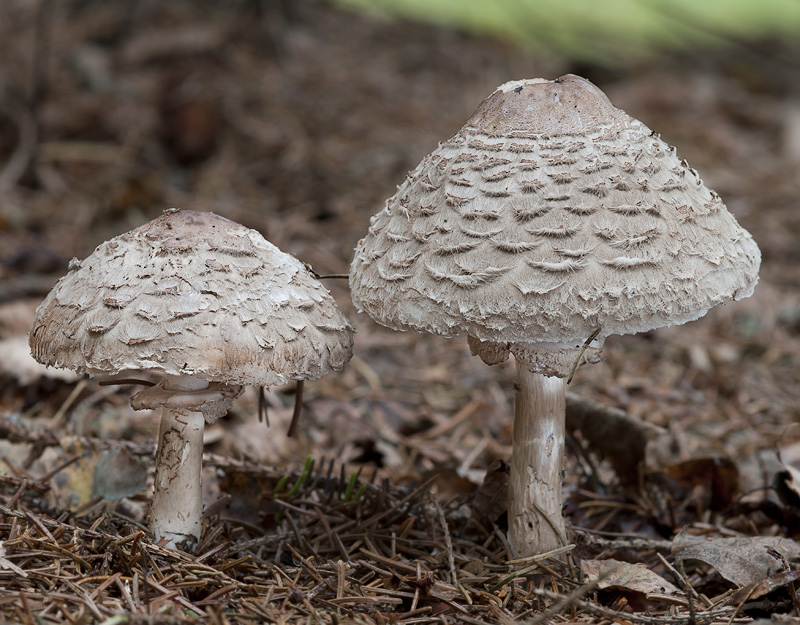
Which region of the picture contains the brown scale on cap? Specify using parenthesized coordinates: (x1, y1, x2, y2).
(350, 74, 761, 377)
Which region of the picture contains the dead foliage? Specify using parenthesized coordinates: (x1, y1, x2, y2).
(1, 0, 800, 623)
(0, 436, 788, 625)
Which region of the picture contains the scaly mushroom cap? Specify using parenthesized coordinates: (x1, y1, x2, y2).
(350, 75, 761, 376)
(31, 209, 354, 387)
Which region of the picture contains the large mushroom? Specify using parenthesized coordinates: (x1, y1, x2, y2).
(30, 209, 354, 547)
(350, 75, 760, 557)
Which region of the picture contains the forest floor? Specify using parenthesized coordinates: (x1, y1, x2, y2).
(1, 1, 800, 623)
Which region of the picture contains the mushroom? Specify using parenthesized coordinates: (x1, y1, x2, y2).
(30, 209, 354, 548)
(349, 75, 760, 557)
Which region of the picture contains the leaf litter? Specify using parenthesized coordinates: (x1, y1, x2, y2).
(1, 0, 800, 622)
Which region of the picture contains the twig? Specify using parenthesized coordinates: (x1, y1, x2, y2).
(97, 378, 155, 388)
(574, 529, 673, 552)
(430, 493, 457, 586)
(420, 396, 482, 440)
(488, 544, 575, 593)
(567, 327, 600, 384)
(287, 380, 304, 437)
(675, 557, 697, 625)
(49, 379, 88, 428)
(257, 386, 269, 425)
(725, 584, 755, 625)
(37, 453, 83, 483)
(527, 586, 734, 624)
(657, 553, 700, 600)
(532, 500, 568, 547)
(527, 575, 604, 625)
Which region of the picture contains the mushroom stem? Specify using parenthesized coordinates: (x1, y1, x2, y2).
(508, 360, 567, 557)
(150, 375, 207, 548)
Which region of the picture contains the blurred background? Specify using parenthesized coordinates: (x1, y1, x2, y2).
(338, 0, 800, 68)
(0, 0, 799, 511)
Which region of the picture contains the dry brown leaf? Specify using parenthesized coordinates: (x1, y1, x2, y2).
(566, 394, 670, 488)
(55, 438, 147, 510)
(581, 558, 680, 596)
(92, 448, 148, 501)
(774, 460, 800, 508)
(469, 458, 509, 529)
(731, 569, 800, 603)
(672, 528, 800, 586)
(217, 466, 283, 525)
(663, 456, 740, 510)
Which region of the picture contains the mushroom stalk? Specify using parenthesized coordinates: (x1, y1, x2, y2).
(508, 360, 567, 556)
(150, 375, 207, 548)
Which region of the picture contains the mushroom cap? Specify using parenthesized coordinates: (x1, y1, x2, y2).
(30, 209, 354, 387)
(350, 75, 761, 376)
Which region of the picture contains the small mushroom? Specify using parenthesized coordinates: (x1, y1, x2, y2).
(350, 75, 760, 557)
(30, 209, 354, 548)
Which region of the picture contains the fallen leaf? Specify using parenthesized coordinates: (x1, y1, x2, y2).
(773, 461, 800, 509)
(731, 569, 800, 603)
(644, 456, 741, 531)
(672, 528, 800, 586)
(55, 439, 148, 510)
(54, 438, 98, 511)
(664, 457, 739, 510)
(92, 448, 148, 501)
(582, 558, 680, 595)
(565, 393, 669, 488)
(218, 467, 282, 525)
(469, 459, 508, 530)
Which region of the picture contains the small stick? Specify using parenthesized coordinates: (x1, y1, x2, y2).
(257, 386, 269, 426)
(532, 501, 568, 547)
(410, 563, 421, 612)
(767, 547, 800, 616)
(431, 493, 457, 586)
(567, 327, 601, 384)
(527, 576, 605, 625)
(676, 558, 697, 625)
(657, 553, 699, 599)
(37, 453, 83, 483)
(49, 379, 88, 428)
(18, 592, 34, 625)
(98, 378, 156, 387)
(287, 380, 304, 437)
(336, 560, 347, 600)
(725, 585, 755, 625)
(6, 479, 35, 510)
